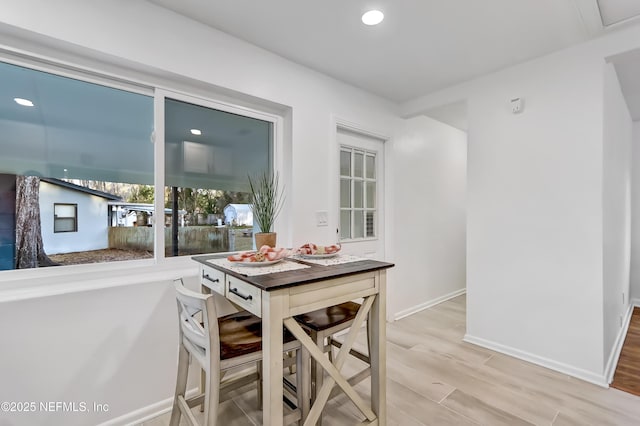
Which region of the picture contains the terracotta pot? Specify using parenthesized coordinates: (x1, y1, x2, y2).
(255, 232, 277, 248)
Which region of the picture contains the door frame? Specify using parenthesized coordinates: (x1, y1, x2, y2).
(330, 115, 391, 261)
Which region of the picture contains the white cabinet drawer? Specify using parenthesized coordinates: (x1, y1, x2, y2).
(200, 265, 225, 295)
(226, 275, 262, 317)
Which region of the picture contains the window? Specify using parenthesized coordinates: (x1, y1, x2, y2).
(53, 203, 77, 233)
(340, 146, 377, 240)
(163, 96, 273, 257)
(0, 59, 277, 272)
(0, 60, 154, 270)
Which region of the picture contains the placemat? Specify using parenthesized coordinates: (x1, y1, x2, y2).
(206, 258, 311, 276)
(290, 254, 368, 266)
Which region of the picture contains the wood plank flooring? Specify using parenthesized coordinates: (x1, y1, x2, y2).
(144, 295, 640, 425)
(611, 307, 640, 397)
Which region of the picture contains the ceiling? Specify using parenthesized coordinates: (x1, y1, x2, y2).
(598, 0, 640, 26)
(148, 0, 639, 105)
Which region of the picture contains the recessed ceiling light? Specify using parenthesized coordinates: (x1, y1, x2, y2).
(362, 10, 384, 26)
(190, 129, 202, 135)
(14, 98, 34, 107)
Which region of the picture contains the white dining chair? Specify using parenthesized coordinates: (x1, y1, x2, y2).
(170, 278, 309, 426)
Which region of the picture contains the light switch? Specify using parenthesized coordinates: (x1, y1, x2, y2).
(316, 211, 328, 227)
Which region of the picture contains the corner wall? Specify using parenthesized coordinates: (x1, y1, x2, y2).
(401, 21, 640, 384)
(602, 63, 632, 372)
(631, 121, 640, 303)
(402, 34, 624, 383)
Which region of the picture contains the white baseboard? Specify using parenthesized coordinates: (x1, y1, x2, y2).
(604, 302, 636, 384)
(463, 334, 608, 388)
(394, 288, 466, 321)
(97, 387, 199, 426)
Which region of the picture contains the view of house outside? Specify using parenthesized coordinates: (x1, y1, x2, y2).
(1, 175, 254, 270)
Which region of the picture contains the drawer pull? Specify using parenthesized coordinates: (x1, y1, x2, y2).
(202, 273, 220, 283)
(230, 287, 252, 301)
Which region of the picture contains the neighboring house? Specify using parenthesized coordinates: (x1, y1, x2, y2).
(107, 201, 187, 227)
(39, 178, 121, 255)
(108, 202, 155, 227)
(223, 203, 253, 226)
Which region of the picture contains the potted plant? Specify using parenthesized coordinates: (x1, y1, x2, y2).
(248, 171, 285, 248)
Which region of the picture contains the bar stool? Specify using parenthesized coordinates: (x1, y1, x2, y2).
(171, 279, 309, 426)
(294, 301, 371, 423)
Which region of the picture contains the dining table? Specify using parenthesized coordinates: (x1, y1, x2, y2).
(192, 252, 394, 425)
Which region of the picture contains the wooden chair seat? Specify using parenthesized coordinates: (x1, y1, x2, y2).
(218, 311, 297, 360)
(293, 301, 361, 332)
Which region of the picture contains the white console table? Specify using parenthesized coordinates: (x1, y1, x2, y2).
(192, 254, 393, 425)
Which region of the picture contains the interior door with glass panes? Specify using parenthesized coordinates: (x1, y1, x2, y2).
(338, 128, 385, 260)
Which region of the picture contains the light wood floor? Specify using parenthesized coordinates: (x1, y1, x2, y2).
(144, 295, 640, 425)
(612, 307, 640, 397)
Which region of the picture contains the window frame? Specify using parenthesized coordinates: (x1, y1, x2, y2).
(53, 203, 78, 233)
(0, 47, 287, 290)
(153, 88, 283, 261)
(339, 145, 378, 242)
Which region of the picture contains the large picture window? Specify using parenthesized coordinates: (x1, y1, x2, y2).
(0, 59, 276, 272)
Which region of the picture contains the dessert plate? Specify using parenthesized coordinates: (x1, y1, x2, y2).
(234, 258, 284, 267)
(299, 252, 339, 259)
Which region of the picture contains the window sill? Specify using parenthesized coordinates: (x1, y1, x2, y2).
(340, 237, 379, 243)
(0, 256, 199, 302)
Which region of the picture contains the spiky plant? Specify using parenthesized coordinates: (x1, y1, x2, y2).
(248, 171, 285, 233)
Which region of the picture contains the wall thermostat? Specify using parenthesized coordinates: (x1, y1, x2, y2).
(511, 98, 523, 114)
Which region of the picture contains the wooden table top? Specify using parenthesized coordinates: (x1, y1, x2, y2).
(192, 254, 394, 291)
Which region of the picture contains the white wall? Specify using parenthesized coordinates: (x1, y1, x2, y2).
(0, 277, 179, 425)
(602, 63, 632, 370)
(465, 50, 605, 382)
(39, 182, 110, 254)
(631, 121, 640, 303)
(402, 23, 640, 384)
(389, 116, 467, 319)
(0, 1, 401, 424)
